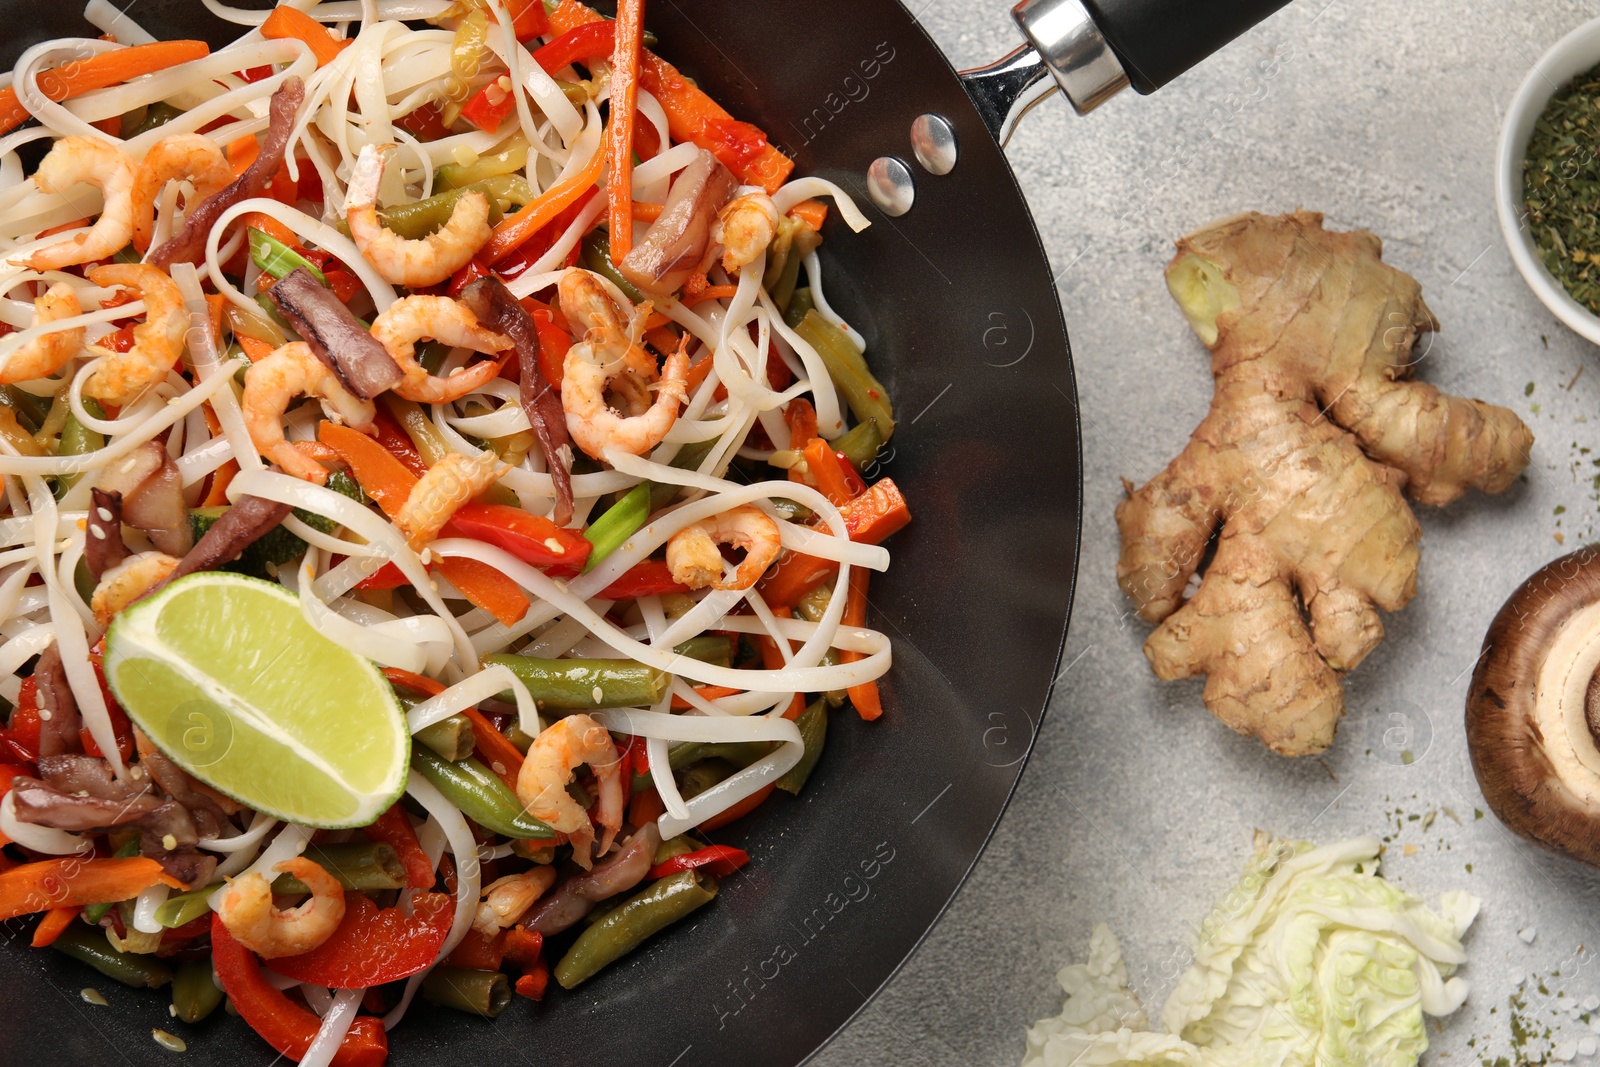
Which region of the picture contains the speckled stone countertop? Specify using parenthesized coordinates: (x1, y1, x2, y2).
(816, 2, 1600, 1064)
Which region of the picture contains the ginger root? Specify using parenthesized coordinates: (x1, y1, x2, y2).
(1117, 211, 1533, 757)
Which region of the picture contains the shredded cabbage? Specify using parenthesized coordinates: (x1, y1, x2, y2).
(1021, 835, 1477, 1067)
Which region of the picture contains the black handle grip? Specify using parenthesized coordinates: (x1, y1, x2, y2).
(1082, 0, 1293, 94)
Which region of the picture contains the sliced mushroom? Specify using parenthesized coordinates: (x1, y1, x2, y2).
(268, 267, 404, 399)
(95, 440, 193, 557)
(618, 149, 737, 297)
(1467, 545, 1600, 867)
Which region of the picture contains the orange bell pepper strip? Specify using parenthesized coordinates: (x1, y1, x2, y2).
(607, 0, 646, 264)
(482, 143, 607, 265)
(548, 0, 794, 192)
(798, 437, 855, 507)
(320, 421, 417, 516)
(30, 905, 80, 948)
(211, 918, 389, 1067)
(840, 566, 882, 720)
(758, 478, 911, 607)
(260, 6, 353, 68)
(434, 555, 530, 627)
(788, 199, 828, 231)
(0, 41, 210, 136)
(0, 858, 183, 922)
(227, 134, 261, 178)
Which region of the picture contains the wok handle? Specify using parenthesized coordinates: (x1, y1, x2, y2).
(963, 0, 1289, 139)
(1071, 0, 1294, 94)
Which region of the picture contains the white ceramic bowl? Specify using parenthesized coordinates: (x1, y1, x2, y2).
(1497, 17, 1600, 344)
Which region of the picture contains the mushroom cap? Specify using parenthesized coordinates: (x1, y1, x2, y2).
(1468, 545, 1600, 867)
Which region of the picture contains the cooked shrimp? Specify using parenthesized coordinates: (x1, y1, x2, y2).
(557, 269, 657, 413)
(90, 551, 180, 626)
(393, 449, 504, 549)
(516, 713, 624, 868)
(369, 295, 511, 404)
(21, 137, 136, 271)
(130, 134, 233, 253)
(713, 192, 780, 274)
(243, 342, 375, 484)
(558, 269, 629, 336)
(347, 144, 491, 287)
(563, 330, 690, 460)
(81, 264, 188, 407)
(216, 857, 346, 959)
(472, 867, 558, 936)
(666, 504, 782, 591)
(0, 283, 83, 384)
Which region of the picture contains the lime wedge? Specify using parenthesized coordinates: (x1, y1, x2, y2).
(104, 573, 409, 828)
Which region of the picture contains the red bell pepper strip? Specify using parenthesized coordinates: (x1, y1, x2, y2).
(459, 706, 525, 791)
(211, 917, 389, 1066)
(396, 100, 448, 141)
(446, 928, 506, 970)
(2, 677, 41, 761)
(698, 784, 774, 832)
(514, 960, 551, 1000)
(356, 562, 409, 591)
(503, 926, 543, 968)
(519, 296, 572, 388)
(507, 0, 550, 41)
(270, 891, 454, 988)
(647, 844, 749, 880)
(447, 502, 591, 572)
(363, 803, 435, 890)
(532, 21, 614, 74)
(459, 76, 517, 133)
(598, 559, 690, 600)
(0, 763, 27, 796)
(84, 643, 135, 764)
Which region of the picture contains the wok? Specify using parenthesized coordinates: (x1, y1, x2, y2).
(0, 0, 1285, 1061)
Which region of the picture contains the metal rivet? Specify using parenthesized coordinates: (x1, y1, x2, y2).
(910, 114, 957, 175)
(866, 157, 914, 217)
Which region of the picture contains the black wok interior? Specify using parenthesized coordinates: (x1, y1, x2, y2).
(0, 2, 1081, 1062)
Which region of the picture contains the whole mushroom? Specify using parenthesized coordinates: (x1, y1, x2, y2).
(1467, 544, 1600, 866)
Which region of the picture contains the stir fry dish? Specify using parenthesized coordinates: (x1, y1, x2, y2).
(0, 0, 909, 1060)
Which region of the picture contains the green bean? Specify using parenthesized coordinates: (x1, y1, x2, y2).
(171, 960, 223, 1024)
(776, 699, 828, 795)
(0, 386, 47, 433)
(582, 482, 651, 572)
(414, 713, 476, 762)
(378, 176, 531, 240)
(85, 840, 142, 924)
(783, 286, 816, 329)
(73, 557, 95, 606)
(580, 232, 647, 305)
(670, 635, 733, 668)
(153, 885, 220, 929)
(654, 835, 698, 865)
(795, 310, 894, 439)
(678, 758, 736, 800)
(51, 924, 173, 989)
(121, 101, 183, 139)
(421, 966, 511, 1017)
(411, 749, 554, 840)
(271, 842, 407, 893)
(767, 498, 813, 524)
(794, 586, 847, 706)
(54, 399, 105, 500)
(511, 839, 556, 863)
(249, 228, 327, 285)
(831, 417, 884, 473)
(554, 869, 718, 989)
(668, 740, 772, 772)
(433, 136, 529, 191)
(505, 721, 536, 754)
(485, 653, 669, 709)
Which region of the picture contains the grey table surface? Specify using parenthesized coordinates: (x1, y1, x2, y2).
(814, 1, 1600, 1064)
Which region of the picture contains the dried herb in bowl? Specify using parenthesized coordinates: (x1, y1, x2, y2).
(1524, 59, 1600, 315)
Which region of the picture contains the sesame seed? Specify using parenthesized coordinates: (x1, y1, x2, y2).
(161, 834, 177, 851)
(543, 538, 564, 553)
(90, 527, 106, 540)
(38, 708, 51, 721)
(592, 686, 603, 704)
(492, 762, 506, 776)
(95, 507, 113, 522)
(80, 988, 107, 1006)
(168, 1004, 177, 1017)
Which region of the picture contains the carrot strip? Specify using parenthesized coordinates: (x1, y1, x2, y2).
(0, 41, 211, 136)
(226, 134, 261, 178)
(698, 783, 774, 832)
(840, 567, 882, 721)
(683, 354, 714, 396)
(236, 335, 276, 363)
(631, 200, 663, 222)
(31, 905, 80, 947)
(788, 199, 828, 231)
(669, 684, 742, 710)
(606, 0, 646, 264)
(681, 285, 740, 307)
(757, 606, 806, 720)
(319, 420, 418, 517)
(260, 6, 352, 68)
(236, 210, 297, 249)
(0, 858, 182, 921)
(482, 144, 606, 265)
